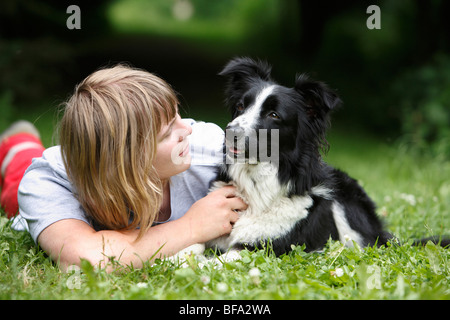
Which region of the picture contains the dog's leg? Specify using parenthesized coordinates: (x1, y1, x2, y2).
(210, 249, 242, 267)
(168, 243, 206, 266)
(222, 249, 242, 262)
(178, 243, 206, 256)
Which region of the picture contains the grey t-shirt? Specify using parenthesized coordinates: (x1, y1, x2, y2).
(11, 119, 224, 243)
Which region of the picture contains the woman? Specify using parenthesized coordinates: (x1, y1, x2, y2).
(0, 65, 247, 271)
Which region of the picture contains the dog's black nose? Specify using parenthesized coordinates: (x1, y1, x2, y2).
(225, 124, 245, 140)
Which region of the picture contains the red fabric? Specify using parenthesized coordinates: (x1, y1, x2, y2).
(0, 134, 44, 218)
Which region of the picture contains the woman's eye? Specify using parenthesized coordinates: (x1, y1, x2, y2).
(268, 111, 280, 120)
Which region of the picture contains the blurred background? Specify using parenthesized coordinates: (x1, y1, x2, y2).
(0, 0, 449, 159)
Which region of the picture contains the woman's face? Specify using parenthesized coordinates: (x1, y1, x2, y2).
(153, 114, 192, 180)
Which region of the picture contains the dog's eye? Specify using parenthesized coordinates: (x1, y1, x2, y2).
(268, 111, 280, 120)
(236, 103, 244, 112)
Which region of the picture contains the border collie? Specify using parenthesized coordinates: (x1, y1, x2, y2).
(205, 57, 394, 256)
(174, 57, 447, 262)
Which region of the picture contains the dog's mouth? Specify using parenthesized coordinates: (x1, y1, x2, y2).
(225, 125, 247, 156)
(225, 137, 245, 156)
(229, 146, 243, 155)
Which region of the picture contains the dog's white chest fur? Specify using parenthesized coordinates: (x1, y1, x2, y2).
(207, 163, 314, 250)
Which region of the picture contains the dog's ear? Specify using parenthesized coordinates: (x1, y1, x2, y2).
(219, 57, 272, 81)
(219, 57, 272, 107)
(295, 74, 341, 119)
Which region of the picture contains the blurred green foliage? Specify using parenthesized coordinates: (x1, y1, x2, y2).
(0, 38, 75, 104)
(0, 91, 14, 131)
(108, 0, 280, 45)
(392, 54, 450, 159)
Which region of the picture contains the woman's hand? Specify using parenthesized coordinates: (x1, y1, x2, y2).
(182, 185, 247, 243)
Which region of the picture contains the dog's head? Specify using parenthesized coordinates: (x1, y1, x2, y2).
(219, 57, 341, 194)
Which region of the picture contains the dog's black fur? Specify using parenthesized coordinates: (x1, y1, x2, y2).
(208, 57, 448, 255)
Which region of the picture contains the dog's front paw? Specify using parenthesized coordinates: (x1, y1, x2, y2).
(176, 243, 205, 257)
(168, 243, 205, 266)
(223, 250, 242, 261)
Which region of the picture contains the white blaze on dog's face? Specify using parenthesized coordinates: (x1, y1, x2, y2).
(230, 85, 277, 131)
(225, 85, 279, 163)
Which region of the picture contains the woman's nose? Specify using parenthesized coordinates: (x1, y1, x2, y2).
(185, 122, 193, 135)
(182, 122, 193, 137)
(177, 121, 192, 142)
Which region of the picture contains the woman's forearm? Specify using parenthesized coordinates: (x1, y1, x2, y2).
(38, 217, 197, 272)
(38, 186, 245, 272)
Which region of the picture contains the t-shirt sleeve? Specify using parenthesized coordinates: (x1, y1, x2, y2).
(185, 119, 224, 167)
(17, 164, 90, 244)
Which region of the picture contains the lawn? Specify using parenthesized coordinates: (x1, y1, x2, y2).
(0, 118, 449, 301)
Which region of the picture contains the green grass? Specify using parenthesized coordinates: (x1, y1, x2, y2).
(1, 121, 449, 300)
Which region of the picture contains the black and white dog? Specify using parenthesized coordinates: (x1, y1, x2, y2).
(205, 57, 393, 255)
(174, 57, 446, 262)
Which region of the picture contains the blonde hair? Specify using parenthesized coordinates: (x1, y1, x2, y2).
(59, 64, 178, 239)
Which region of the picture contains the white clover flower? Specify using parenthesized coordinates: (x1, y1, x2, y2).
(216, 282, 228, 292)
(330, 267, 344, 278)
(248, 267, 261, 278)
(200, 275, 210, 285)
(248, 267, 262, 285)
(335, 267, 344, 277)
(136, 282, 148, 288)
(399, 193, 416, 206)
